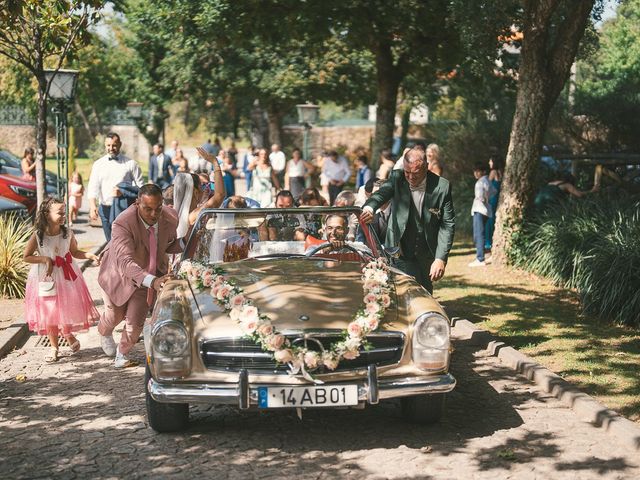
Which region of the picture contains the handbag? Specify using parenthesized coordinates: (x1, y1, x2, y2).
(38, 274, 56, 297)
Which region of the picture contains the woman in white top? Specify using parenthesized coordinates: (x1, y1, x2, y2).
(285, 148, 314, 200)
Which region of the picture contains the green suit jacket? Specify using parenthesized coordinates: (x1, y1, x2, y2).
(364, 169, 455, 262)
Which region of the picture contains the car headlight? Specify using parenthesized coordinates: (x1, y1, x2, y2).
(412, 312, 450, 371)
(152, 320, 189, 357)
(9, 185, 35, 197)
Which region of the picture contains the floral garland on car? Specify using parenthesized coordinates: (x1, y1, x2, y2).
(178, 258, 392, 382)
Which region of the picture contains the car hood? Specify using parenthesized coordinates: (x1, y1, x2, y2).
(0, 195, 27, 209)
(190, 258, 399, 335)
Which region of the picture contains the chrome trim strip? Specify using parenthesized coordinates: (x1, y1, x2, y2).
(148, 373, 456, 405)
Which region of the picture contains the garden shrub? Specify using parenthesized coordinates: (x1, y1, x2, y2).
(509, 192, 640, 327)
(0, 215, 32, 299)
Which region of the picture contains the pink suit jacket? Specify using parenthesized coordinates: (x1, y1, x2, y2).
(98, 204, 183, 307)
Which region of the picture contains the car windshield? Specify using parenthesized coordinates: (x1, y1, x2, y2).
(184, 207, 382, 264)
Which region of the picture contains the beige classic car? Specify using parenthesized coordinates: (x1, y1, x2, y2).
(144, 207, 455, 432)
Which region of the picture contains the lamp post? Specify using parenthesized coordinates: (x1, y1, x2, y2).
(296, 103, 320, 162)
(127, 101, 144, 162)
(44, 69, 78, 205)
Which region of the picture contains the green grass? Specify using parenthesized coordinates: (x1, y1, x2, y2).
(436, 243, 640, 423)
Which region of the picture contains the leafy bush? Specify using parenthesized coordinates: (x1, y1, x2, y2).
(0, 215, 32, 299)
(509, 192, 640, 326)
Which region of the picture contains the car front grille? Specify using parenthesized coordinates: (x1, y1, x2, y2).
(200, 331, 405, 374)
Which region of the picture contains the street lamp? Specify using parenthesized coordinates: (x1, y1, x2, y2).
(44, 68, 78, 204)
(296, 103, 319, 162)
(127, 101, 144, 162)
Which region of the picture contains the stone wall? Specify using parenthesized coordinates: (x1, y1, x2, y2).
(282, 125, 375, 158)
(0, 124, 149, 163)
(0, 125, 57, 156)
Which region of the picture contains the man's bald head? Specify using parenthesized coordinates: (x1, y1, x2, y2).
(403, 146, 428, 188)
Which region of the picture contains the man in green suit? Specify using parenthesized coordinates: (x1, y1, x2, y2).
(361, 146, 455, 293)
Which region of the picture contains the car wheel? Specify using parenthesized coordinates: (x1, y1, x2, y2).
(401, 393, 445, 425)
(145, 364, 189, 432)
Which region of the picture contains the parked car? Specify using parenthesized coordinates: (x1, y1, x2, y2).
(0, 149, 64, 192)
(144, 207, 455, 432)
(0, 174, 37, 212)
(0, 195, 30, 222)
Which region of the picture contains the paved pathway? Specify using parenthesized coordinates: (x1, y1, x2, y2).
(1, 193, 638, 479)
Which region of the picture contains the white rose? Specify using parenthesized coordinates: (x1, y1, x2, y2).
(304, 351, 319, 369)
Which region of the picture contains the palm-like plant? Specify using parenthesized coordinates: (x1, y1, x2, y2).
(0, 215, 32, 299)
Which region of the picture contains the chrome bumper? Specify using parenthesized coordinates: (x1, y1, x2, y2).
(148, 366, 456, 408)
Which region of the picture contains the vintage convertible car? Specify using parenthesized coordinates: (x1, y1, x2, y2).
(144, 207, 455, 432)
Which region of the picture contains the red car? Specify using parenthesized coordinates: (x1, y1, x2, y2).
(0, 174, 37, 213)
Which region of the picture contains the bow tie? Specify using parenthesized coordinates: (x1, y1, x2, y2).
(108, 155, 118, 161)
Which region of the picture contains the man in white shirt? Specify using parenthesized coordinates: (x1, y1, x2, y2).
(322, 150, 351, 205)
(469, 162, 497, 267)
(269, 143, 286, 191)
(88, 132, 144, 241)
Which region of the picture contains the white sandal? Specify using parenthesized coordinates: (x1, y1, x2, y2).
(45, 347, 59, 363)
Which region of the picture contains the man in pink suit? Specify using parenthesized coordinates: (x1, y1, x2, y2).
(97, 184, 183, 368)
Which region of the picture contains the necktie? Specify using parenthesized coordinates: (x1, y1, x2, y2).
(147, 226, 157, 306)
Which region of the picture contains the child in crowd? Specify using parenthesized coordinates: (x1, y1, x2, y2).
(469, 163, 496, 267)
(23, 197, 100, 362)
(68, 171, 84, 225)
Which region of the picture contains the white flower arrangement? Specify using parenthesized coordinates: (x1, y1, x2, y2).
(178, 258, 393, 380)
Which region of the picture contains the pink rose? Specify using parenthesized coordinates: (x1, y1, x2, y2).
(365, 302, 381, 315)
(304, 351, 319, 369)
(258, 323, 274, 337)
(211, 285, 220, 298)
(266, 334, 285, 351)
(366, 316, 379, 331)
(216, 285, 232, 300)
(230, 294, 245, 308)
(343, 349, 360, 360)
(274, 349, 294, 363)
(381, 294, 391, 308)
(364, 293, 377, 304)
(202, 272, 213, 287)
(214, 275, 226, 285)
(364, 279, 380, 291)
(241, 319, 258, 335)
(347, 322, 363, 338)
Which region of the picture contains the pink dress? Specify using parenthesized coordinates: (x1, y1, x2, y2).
(24, 231, 99, 335)
(68, 182, 83, 210)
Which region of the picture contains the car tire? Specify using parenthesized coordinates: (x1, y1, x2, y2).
(401, 393, 445, 425)
(145, 364, 189, 432)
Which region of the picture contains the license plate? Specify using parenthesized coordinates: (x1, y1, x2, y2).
(258, 385, 359, 408)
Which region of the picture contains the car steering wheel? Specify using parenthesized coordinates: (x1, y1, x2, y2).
(305, 241, 371, 262)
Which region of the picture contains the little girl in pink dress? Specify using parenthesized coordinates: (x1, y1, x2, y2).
(23, 197, 100, 362)
(68, 171, 84, 225)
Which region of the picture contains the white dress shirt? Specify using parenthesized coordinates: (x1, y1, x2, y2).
(410, 179, 427, 218)
(471, 175, 496, 217)
(269, 151, 286, 172)
(87, 153, 143, 206)
(322, 157, 351, 183)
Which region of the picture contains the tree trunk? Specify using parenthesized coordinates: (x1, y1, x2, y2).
(266, 108, 283, 147)
(35, 74, 47, 207)
(371, 41, 402, 171)
(250, 100, 266, 148)
(75, 100, 94, 138)
(492, 0, 595, 262)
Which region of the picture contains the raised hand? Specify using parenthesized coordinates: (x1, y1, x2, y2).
(196, 147, 220, 168)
